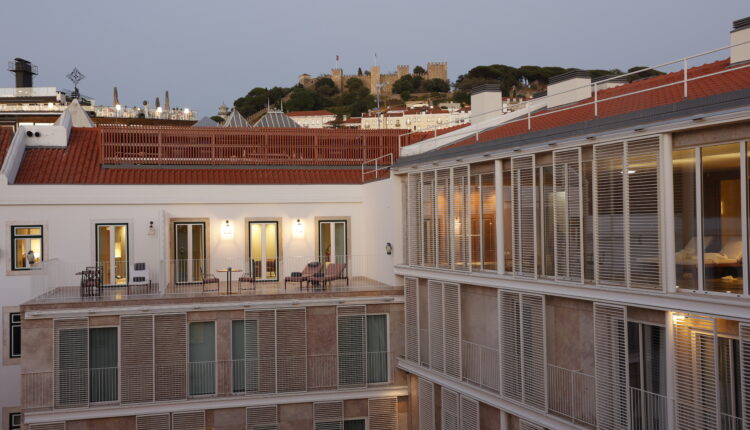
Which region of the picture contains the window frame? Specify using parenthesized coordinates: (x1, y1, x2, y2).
(9, 312, 20, 359)
(94, 222, 130, 286)
(187, 320, 217, 397)
(8, 412, 20, 430)
(88, 325, 120, 404)
(10, 225, 43, 271)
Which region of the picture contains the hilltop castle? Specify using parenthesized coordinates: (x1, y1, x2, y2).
(299, 62, 448, 95)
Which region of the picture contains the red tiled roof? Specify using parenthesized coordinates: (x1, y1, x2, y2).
(444, 59, 750, 150)
(286, 110, 335, 117)
(0, 127, 13, 167)
(13, 128, 365, 185)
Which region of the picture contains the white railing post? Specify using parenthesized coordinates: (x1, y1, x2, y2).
(527, 110, 531, 131)
(683, 58, 688, 99)
(594, 82, 598, 117)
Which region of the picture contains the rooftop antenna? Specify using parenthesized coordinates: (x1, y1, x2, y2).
(66, 67, 85, 100)
(336, 54, 340, 70)
(374, 52, 378, 67)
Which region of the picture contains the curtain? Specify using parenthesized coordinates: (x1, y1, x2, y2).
(89, 327, 118, 402)
(189, 321, 215, 395)
(367, 315, 388, 383)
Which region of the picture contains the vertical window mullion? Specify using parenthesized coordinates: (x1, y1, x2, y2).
(742, 141, 749, 296)
(696, 148, 705, 293)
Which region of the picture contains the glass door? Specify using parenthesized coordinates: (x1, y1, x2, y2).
(249, 221, 278, 281)
(319, 220, 347, 268)
(96, 224, 128, 286)
(174, 222, 206, 283)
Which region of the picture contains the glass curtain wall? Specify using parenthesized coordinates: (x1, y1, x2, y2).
(673, 149, 699, 290)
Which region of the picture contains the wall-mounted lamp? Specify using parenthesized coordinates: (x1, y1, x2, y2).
(147, 220, 156, 236)
(672, 314, 686, 323)
(385, 242, 393, 255)
(293, 219, 305, 238)
(222, 219, 234, 239)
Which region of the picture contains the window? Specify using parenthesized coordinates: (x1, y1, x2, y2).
(366, 314, 388, 383)
(627, 322, 666, 395)
(8, 413, 20, 430)
(337, 311, 389, 386)
(10, 312, 20, 358)
(717, 337, 743, 427)
(174, 222, 206, 284)
(188, 321, 215, 396)
(95, 224, 128, 285)
(344, 419, 365, 430)
(674, 149, 699, 290)
(249, 222, 279, 281)
(537, 164, 555, 277)
(11, 225, 42, 270)
(232, 319, 258, 393)
(470, 172, 497, 271)
(89, 327, 118, 403)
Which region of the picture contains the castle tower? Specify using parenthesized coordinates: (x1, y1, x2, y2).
(331, 68, 345, 91)
(370, 65, 381, 95)
(396, 65, 409, 78)
(427, 62, 448, 81)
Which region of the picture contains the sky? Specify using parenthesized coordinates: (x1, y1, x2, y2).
(1, 0, 748, 117)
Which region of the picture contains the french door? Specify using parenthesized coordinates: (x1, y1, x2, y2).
(174, 222, 206, 283)
(249, 221, 278, 281)
(95, 223, 128, 286)
(319, 220, 347, 266)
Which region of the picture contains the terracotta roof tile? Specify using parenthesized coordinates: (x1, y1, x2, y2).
(0, 128, 13, 167)
(286, 110, 335, 117)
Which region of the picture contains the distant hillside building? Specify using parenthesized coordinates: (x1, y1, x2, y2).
(299, 62, 448, 96)
(287, 110, 336, 128)
(361, 106, 470, 131)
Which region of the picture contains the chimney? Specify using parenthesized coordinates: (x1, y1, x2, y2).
(470, 84, 502, 123)
(731, 17, 750, 65)
(592, 74, 628, 90)
(7, 58, 37, 88)
(547, 70, 591, 108)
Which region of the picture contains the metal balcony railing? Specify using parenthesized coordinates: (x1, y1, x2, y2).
(461, 340, 500, 393)
(547, 364, 596, 426)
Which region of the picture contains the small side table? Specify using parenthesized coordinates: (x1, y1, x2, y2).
(217, 268, 243, 295)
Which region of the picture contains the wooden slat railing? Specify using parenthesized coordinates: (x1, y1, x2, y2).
(100, 126, 408, 166)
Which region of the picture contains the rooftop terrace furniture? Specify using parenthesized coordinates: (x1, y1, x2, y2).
(202, 274, 219, 292)
(284, 261, 321, 289)
(307, 262, 348, 290)
(80, 266, 102, 297)
(238, 267, 255, 290)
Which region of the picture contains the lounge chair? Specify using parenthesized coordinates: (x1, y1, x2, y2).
(307, 263, 348, 289)
(202, 274, 219, 292)
(284, 261, 321, 289)
(80, 266, 103, 297)
(239, 264, 256, 290)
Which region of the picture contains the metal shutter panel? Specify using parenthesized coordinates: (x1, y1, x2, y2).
(740, 323, 750, 430)
(246, 405, 278, 430)
(245, 309, 276, 394)
(419, 379, 435, 430)
(626, 137, 661, 289)
(172, 410, 205, 430)
(511, 155, 536, 277)
(673, 314, 718, 429)
(594, 142, 626, 285)
(368, 397, 398, 430)
(443, 282, 462, 379)
(121, 315, 154, 404)
(436, 168, 452, 269)
(276, 308, 306, 392)
(338, 306, 366, 388)
(460, 395, 480, 430)
(499, 291, 522, 402)
(422, 171, 436, 267)
(404, 277, 420, 363)
(453, 166, 471, 271)
(521, 294, 547, 411)
(54, 318, 88, 409)
(553, 148, 583, 282)
(593, 303, 629, 430)
(519, 420, 544, 430)
(29, 424, 65, 430)
(136, 414, 170, 430)
(155, 313, 186, 401)
(408, 173, 422, 266)
(314, 401, 344, 430)
(441, 387, 460, 430)
(428, 280, 445, 372)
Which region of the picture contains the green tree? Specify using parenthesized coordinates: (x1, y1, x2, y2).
(210, 115, 225, 124)
(451, 90, 470, 105)
(423, 78, 450, 93)
(413, 65, 426, 75)
(392, 75, 415, 94)
(284, 87, 323, 112)
(346, 77, 364, 91)
(314, 78, 339, 97)
(400, 90, 411, 101)
(626, 66, 665, 82)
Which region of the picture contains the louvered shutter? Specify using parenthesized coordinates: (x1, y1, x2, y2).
(276, 308, 306, 392)
(154, 313, 186, 401)
(314, 401, 344, 430)
(419, 379, 435, 430)
(408, 173, 422, 266)
(121, 315, 154, 404)
(422, 171, 436, 267)
(338, 306, 366, 388)
(519, 420, 545, 430)
(499, 291, 522, 402)
(428, 280, 445, 372)
(593, 303, 629, 430)
(136, 414, 170, 430)
(453, 166, 470, 271)
(511, 155, 536, 277)
(460, 396, 479, 430)
(443, 282, 462, 379)
(521, 294, 547, 411)
(29, 424, 65, 430)
(740, 323, 750, 430)
(441, 387, 460, 430)
(245, 309, 276, 394)
(404, 277, 420, 363)
(172, 410, 205, 430)
(626, 137, 661, 289)
(246, 405, 278, 430)
(368, 397, 398, 430)
(594, 142, 626, 285)
(673, 314, 718, 429)
(553, 148, 583, 282)
(54, 318, 88, 409)
(436, 169, 452, 269)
